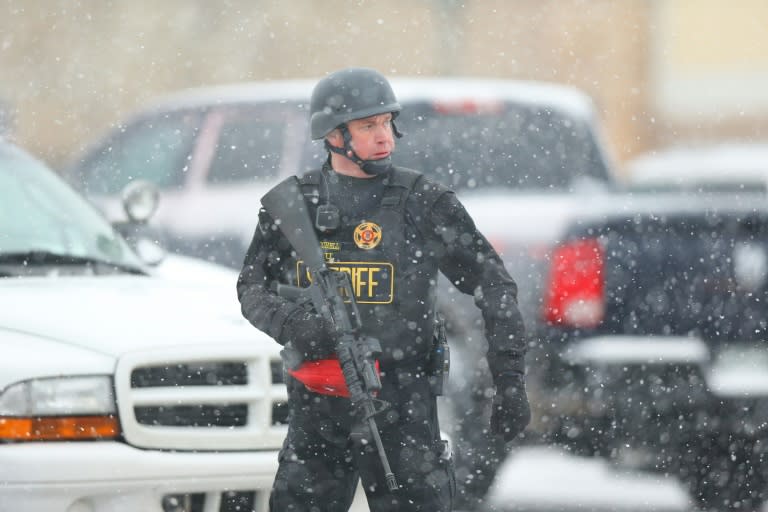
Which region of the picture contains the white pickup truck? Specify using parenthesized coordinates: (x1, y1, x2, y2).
(0, 139, 291, 512)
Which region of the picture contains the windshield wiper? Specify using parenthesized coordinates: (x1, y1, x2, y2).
(0, 250, 146, 275)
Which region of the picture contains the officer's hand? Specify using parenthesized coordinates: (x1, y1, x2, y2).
(490, 374, 531, 442)
(279, 310, 336, 359)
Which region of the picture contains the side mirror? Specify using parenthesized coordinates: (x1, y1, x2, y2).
(114, 180, 166, 266)
(122, 179, 160, 223)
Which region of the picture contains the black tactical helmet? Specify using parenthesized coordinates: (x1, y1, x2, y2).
(310, 67, 401, 140)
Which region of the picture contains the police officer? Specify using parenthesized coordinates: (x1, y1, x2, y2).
(237, 67, 530, 512)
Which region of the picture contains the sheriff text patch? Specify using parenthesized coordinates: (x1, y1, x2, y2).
(297, 261, 394, 304)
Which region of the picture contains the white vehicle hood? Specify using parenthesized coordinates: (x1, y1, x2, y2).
(0, 276, 274, 358)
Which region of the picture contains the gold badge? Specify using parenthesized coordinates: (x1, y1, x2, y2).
(353, 221, 382, 250)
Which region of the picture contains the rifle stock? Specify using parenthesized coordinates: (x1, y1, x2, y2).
(262, 177, 399, 491)
(261, 177, 326, 269)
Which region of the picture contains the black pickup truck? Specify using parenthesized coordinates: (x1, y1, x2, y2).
(538, 191, 768, 510)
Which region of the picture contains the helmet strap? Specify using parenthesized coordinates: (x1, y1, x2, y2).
(324, 122, 402, 176)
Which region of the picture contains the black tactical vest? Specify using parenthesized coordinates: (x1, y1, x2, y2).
(292, 167, 442, 365)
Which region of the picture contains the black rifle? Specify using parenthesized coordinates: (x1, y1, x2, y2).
(261, 177, 398, 492)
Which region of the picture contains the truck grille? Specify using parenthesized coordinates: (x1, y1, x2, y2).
(115, 344, 288, 451)
(135, 404, 249, 427)
(162, 490, 266, 512)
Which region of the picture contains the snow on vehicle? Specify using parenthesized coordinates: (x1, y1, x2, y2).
(0, 138, 289, 512)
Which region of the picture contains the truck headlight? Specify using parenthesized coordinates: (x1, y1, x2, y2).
(0, 376, 120, 441)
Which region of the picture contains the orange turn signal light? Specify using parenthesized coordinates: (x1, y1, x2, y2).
(0, 415, 120, 441)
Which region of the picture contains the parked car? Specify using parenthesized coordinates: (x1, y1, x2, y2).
(0, 137, 293, 512)
(625, 142, 768, 195)
(539, 191, 768, 511)
(66, 77, 620, 508)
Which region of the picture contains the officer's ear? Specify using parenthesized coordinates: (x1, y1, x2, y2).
(326, 128, 343, 149)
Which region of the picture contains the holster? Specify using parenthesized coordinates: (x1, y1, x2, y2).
(427, 315, 450, 396)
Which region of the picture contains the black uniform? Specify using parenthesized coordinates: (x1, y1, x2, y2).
(237, 165, 526, 512)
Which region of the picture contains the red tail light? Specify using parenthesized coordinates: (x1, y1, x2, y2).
(431, 100, 504, 115)
(543, 238, 605, 328)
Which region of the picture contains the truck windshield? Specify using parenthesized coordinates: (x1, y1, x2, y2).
(0, 142, 143, 271)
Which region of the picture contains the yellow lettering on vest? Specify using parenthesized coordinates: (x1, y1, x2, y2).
(325, 265, 382, 299)
(353, 267, 365, 297)
(348, 266, 380, 299)
(320, 241, 341, 250)
(367, 267, 380, 297)
(296, 260, 392, 303)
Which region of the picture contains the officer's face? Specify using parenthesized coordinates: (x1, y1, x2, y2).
(334, 113, 395, 160)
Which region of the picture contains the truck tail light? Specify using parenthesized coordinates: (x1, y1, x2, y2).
(0, 415, 120, 441)
(431, 99, 504, 115)
(543, 238, 605, 328)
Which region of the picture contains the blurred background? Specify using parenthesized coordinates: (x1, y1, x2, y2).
(1, 0, 767, 171)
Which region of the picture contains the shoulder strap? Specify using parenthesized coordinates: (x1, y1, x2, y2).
(298, 169, 323, 186)
(296, 169, 323, 203)
(397, 168, 454, 241)
(380, 167, 422, 212)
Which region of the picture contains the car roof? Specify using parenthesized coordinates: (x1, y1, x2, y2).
(143, 77, 597, 122)
(626, 143, 768, 186)
(573, 190, 768, 226)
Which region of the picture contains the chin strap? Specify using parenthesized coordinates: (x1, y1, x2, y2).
(325, 121, 403, 176)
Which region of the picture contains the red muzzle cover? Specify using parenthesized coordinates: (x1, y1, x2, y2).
(288, 358, 380, 397)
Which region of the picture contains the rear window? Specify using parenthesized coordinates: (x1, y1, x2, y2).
(207, 102, 310, 184)
(394, 101, 611, 192)
(73, 110, 201, 195)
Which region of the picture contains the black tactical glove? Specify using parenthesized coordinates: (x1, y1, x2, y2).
(278, 309, 336, 360)
(490, 373, 531, 442)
